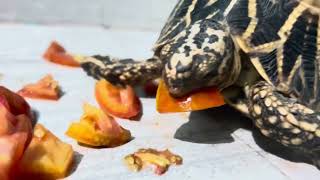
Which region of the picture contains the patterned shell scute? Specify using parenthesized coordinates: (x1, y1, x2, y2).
(226, 0, 320, 109)
(154, 0, 233, 49)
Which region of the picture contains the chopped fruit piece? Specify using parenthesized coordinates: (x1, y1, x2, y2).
(0, 86, 31, 117)
(0, 101, 32, 180)
(156, 80, 225, 113)
(17, 124, 74, 179)
(124, 149, 182, 175)
(95, 79, 141, 119)
(66, 103, 131, 147)
(43, 41, 80, 67)
(143, 79, 159, 97)
(18, 74, 61, 101)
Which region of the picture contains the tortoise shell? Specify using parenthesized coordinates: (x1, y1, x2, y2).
(154, 0, 320, 109)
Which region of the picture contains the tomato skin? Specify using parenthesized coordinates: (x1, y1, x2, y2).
(43, 41, 80, 67)
(18, 74, 61, 101)
(156, 80, 225, 113)
(95, 79, 141, 119)
(0, 86, 31, 118)
(0, 87, 35, 180)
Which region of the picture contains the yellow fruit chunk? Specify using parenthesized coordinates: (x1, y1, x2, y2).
(66, 103, 131, 147)
(18, 124, 74, 179)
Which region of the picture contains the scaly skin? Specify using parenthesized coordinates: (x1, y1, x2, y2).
(80, 55, 163, 87)
(247, 81, 320, 168)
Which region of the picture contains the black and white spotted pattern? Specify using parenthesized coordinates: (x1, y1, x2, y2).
(160, 19, 240, 96)
(80, 55, 163, 86)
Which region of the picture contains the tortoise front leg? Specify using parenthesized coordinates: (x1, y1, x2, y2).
(79, 55, 163, 87)
(247, 81, 320, 168)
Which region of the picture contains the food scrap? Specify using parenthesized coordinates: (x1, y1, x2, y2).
(124, 148, 182, 175)
(17, 124, 74, 180)
(95, 79, 141, 119)
(156, 80, 225, 113)
(66, 103, 131, 147)
(18, 74, 61, 101)
(0, 86, 33, 180)
(43, 41, 81, 67)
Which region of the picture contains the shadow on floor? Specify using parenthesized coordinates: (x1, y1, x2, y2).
(174, 105, 252, 144)
(30, 109, 39, 127)
(174, 105, 317, 168)
(67, 151, 84, 177)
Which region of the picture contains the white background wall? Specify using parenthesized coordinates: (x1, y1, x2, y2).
(0, 0, 177, 30)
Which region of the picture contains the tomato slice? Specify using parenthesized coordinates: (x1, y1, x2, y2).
(156, 80, 225, 113)
(0, 101, 32, 180)
(18, 74, 61, 101)
(43, 41, 80, 67)
(66, 103, 131, 147)
(17, 124, 74, 179)
(95, 79, 141, 119)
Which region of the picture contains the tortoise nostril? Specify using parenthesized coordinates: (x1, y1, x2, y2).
(176, 61, 192, 73)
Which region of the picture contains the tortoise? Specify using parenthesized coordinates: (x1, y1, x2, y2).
(78, 0, 320, 167)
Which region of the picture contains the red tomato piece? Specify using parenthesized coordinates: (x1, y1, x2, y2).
(0, 86, 31, 118)
(0, 102, 32, 180)
(18, 74, 61, 101)
(95, 79, 141, 119)
(43, 41, 80, 67)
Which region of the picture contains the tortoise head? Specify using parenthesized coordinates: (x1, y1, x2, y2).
(160, 21, 240, 97)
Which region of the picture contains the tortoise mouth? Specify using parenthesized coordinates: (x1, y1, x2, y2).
(168, 86, 191, 98)
(167, 83, 220, 98)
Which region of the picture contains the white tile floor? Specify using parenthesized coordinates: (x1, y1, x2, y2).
(0, 0, 176, 30)
(0, 24, 319, 180)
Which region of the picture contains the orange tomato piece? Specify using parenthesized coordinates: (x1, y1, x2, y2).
(18, 74, 61, 101)
(156, 80, 225, 113)
(66, 103, 131, 147)
(43, 41, 80, 67)
(17, 124, 74, 180)
(95, 79, 141, 119)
